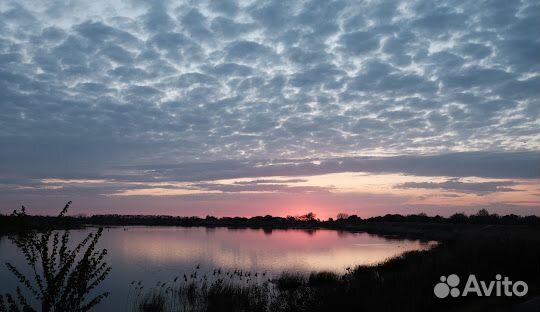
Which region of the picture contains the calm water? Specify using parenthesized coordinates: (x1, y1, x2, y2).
(0, 227, 433, 311)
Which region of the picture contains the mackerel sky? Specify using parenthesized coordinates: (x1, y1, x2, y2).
(0, 0, 539, 217)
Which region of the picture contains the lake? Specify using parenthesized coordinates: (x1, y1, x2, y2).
(0, 226, 434, 311)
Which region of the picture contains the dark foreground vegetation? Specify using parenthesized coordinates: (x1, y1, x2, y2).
(129, 223, 540, 312)
(1, 205, 539, 311)
(1, 202, 111, 312)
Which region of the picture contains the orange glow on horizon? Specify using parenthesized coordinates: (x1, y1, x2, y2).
(37, 172, 540, 218)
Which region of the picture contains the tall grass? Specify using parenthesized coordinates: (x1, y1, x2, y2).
(130, 267, 274, 312)
(132, 225, 540, 312)
(130, 266, 356, 312)
(0, 202, 111, 312)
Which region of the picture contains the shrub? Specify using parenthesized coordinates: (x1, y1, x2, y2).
(1, 202, 111, 312)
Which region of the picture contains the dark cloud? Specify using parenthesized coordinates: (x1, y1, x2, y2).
(411, 5, 467, 34)
(208, 0, 239, 16)
(142, 7, 176, 33)
(0, 0, 538, 208)
(226, 40, 276, 62)
(181, 8, 213, 40)
(102, 151, 540, 183)
(290, 64, 346, 89)
(206, 63, 253, 77)
(233, 179, 308, 185)
(339, 31, 381, 54)
(99, 43, 134, 64)
(396, 179, 517, 195)
(75, 21, 139, 46)
(210, 17, 256, 38)
(192, 182, 331, 194)
(249, 1, 292, 31)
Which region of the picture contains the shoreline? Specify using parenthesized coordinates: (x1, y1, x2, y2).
(2, 211, 539, 241)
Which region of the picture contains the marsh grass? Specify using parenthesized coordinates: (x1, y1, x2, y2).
(132, 270, 350, 312)
(133, 226, 540, 312)
(130, 267, 275, 312)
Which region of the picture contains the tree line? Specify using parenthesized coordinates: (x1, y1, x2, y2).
(2, 208, 539, 234)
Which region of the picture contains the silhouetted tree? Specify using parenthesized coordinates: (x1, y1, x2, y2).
(475, 209, 490, 217)
(336, 213, 349, 220)
(297, 212, 317, 221)
(449, 213, 468, 223)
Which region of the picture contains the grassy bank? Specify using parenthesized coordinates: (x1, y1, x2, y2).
(132, 225, 540, 312)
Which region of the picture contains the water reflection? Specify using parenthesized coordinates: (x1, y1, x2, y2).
(116, 227, 431, 271)
(0, 227, 433, 311)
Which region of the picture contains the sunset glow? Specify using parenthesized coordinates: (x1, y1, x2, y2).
(0, 1, 539, 311)
(8, 170, 536, 219)
(0, 0, 538, 217)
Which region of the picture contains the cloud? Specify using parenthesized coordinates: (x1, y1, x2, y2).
(210, 17, 256, 38)
(1, 0, 538, 165)
(396, 179, 518, 195)
(0, 0, 538, 212)
(225, 40, 276, 63)
(192, 182, 332, 194)
(206, 63, 253, 77)
(134, 151, 538, 182)
(339, 31, 381, 54)
(233, 179, 308, 185)
(208, 0, 238, 16)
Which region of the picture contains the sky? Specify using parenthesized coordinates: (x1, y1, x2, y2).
(0, 0, 539, 218)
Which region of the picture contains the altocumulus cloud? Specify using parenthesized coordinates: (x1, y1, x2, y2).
(0, 0, 539, 206)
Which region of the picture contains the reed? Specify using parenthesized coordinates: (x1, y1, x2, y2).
(132, 225, 540, 312)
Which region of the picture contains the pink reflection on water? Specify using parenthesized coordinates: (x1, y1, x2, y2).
(0, 227, 435, 312)
(115, 227, 434, 273)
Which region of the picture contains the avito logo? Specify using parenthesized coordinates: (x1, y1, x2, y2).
(434, 274, 528, 298)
